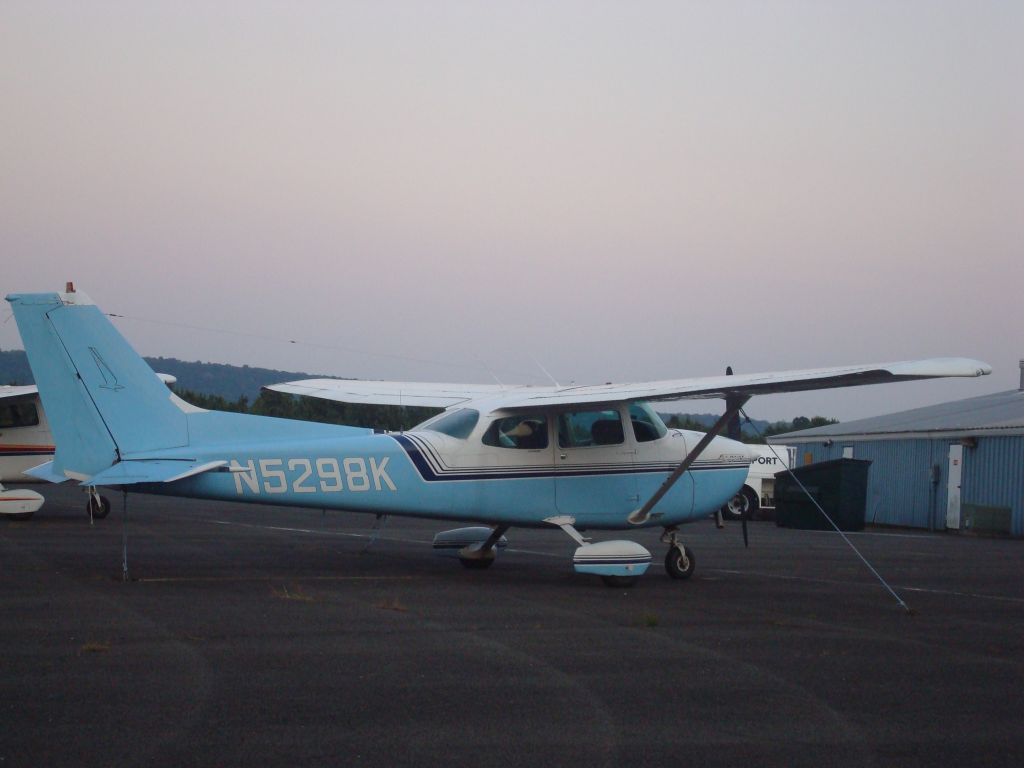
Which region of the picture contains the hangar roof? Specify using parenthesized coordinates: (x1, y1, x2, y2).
(770, 389, 1024, 442)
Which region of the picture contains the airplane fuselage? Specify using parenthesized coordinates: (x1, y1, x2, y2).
(138, 427, 750, 529)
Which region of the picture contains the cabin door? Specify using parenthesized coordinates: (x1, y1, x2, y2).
(553, 408, 637, 522)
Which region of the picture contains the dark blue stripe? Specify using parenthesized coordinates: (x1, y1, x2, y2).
(393, 434, 746, 483)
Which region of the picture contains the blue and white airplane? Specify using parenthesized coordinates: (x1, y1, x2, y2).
(7, 288, 991, 585)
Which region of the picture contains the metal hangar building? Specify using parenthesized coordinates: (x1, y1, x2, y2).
(769, 364, 1024, 537)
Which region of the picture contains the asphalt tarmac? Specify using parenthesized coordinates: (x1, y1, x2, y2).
(2, 484, 1022, 768)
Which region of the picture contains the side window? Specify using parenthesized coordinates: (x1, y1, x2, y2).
(558, 410, 623, 448)
(482, 415, 549, 449)
(0, 402, 40, 429)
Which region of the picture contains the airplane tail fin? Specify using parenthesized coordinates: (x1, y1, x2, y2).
(7, 290, 190, 481)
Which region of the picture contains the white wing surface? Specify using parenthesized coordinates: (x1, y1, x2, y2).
(264, 379, 528, 408)
(0, 385, 38, 400)
(267, 358, 990, 411)
(498, 358, 991, 409)
(1, 374, 174, 401)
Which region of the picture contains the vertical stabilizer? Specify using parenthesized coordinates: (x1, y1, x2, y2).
(7, 291, 189, 480)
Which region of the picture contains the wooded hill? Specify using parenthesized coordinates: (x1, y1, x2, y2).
(1, 348, 316, 401)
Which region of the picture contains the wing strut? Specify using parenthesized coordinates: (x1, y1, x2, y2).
(628, 395, 751, 525)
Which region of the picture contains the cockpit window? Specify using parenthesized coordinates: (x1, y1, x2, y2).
(0, 401, 39, 429)
(482, 415, 549, 449)
(558, 409, 623, 448)
(419, 408, 479, 439)
(629, 402, 668, 442)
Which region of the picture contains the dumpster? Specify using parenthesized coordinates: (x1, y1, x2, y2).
(774, 458, 871, 531)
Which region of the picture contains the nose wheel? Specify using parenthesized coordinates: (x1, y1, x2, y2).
(664, 545, 695, 579)
(661, 527, 695, 580)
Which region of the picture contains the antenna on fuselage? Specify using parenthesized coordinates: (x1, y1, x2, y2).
(470, 351, 505, 388)
(531, 355, 559, 387)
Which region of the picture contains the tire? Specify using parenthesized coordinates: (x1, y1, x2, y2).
(664, 545, 695, 580)
(87, 496, 111, 520)
(601, 575, 638, 588)
(721, 486, 759, 522)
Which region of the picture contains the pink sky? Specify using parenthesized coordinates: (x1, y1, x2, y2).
(2, 1, 1020, 420)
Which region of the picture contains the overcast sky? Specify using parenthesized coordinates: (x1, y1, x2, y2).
(1, 1, 1020, 421)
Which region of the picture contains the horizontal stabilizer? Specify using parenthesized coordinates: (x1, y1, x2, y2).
(25, 461, 68, 484)
(86, 459, 228, 486)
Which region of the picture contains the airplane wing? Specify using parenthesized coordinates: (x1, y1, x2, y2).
(264, 379, 526, 408)
(497, 358, 992, 409)
(0, 385, 39, 401)
(268, 358, 991, 411)
(0, 374, 174, 400)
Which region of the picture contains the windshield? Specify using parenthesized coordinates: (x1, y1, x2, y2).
(0, 400, 39, 428)
(416, 408, 480, 439)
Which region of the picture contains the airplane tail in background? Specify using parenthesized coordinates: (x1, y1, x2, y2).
(7, 289, 190, 480)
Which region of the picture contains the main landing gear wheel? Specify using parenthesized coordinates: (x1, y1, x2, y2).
(664, 545, 695, 580)
(87, 495, 111, 520)
(721, 486, 759, 522)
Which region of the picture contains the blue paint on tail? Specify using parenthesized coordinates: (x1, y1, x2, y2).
(7, 291, 372, 483)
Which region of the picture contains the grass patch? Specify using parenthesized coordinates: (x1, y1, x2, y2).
(80, 641, 111, 654)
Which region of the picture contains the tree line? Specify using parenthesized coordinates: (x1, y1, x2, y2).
(662, 413, 837, 443)
(174, 387, 439, 432)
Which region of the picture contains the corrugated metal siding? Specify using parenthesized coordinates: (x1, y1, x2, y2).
(779, 435, 1024, 536)
(962, 437, 1024, 537)
(877, 441, 936, 528)
(790, 440, 934, 528)
(848, 440, 945, 529)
